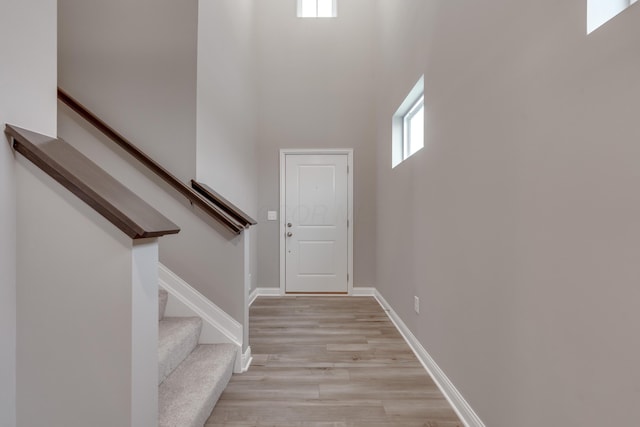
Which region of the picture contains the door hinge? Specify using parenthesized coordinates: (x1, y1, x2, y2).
(347, 165, 349, 174)
(347, 219, 350, 228)
(347, 273, 350, 283)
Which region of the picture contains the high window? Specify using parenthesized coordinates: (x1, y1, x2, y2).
(392, 76, 425, 168)
(403, 95, 424, 159)
(298, 0, 337, 18)
(587, 0, 637, 33)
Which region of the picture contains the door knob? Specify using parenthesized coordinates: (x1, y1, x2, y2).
(287, 232, 293, 237)
(287, 223, 293, 228)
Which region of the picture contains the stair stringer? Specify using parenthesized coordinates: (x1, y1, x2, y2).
(159, 263, 251, 373)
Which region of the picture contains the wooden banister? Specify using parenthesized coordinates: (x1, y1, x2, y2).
(57, 88, 245, 235)
(191, 180, 257, 229)
(5, 124, 180, 239)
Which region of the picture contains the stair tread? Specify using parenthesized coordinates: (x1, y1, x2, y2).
(159, 344, 236, 427)
(159, 317, 202, 385)
(159, 288, 168, 321)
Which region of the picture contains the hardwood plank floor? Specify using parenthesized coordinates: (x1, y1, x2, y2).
(206, 296, 463, 427)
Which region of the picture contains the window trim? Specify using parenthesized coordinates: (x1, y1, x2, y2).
(587, 0, 637, 33)
(403, 95, 425, 159)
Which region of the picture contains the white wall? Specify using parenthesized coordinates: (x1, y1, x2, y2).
(375, 1, 640, 425)
(58, 0, 199, 182)
(130, 239, 160, 427)
(0, 0, 57, 425)
(255, 0, 378, 288)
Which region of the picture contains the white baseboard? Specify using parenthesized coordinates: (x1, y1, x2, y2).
(351, 286, 376, 296)
(241, 346, 252, 373)
(250, 286, 375, 303)
(250, 287, 281, 305)
(159, 264, 242, 347)
(248, 288, 259, 306)
(256, 287, 281, 296)
(373, 290, 485, 427)
(233, 345, 253, 373)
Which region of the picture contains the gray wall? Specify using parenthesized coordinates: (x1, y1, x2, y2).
(255, 0, 378, 288)
(16, 159, 137, 427)
(196, 0, 259, 292)
(58, 0, 198, 182)
(197, 0, 257, 217)
(374, 1, 640, 425)
(0, 0, 57, 425)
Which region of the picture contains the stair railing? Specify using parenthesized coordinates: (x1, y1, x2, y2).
(5, 124, 180, 239)
(191, 180, 256, 228)
(58, 88, 254, 235)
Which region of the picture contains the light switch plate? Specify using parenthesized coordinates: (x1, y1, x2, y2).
(267, 210, 278, 221)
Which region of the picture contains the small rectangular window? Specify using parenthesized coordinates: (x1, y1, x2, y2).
(392, 76, 425, 168)
(298, 0, 337, 18)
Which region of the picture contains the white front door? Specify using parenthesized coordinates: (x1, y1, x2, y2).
(284, 154, 349, 293)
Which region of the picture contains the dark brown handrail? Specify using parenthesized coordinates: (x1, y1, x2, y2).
(57, 87, 244, 235)
(191, 180, 257, 229)
(5, 125, 180, 239)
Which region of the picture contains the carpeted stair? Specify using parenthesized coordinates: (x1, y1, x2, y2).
(158, 288, 236, 427)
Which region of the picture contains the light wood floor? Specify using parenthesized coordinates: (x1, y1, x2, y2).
(206, 296, 463, 427)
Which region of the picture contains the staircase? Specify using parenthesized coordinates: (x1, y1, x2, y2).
(158, 288, 236, 427)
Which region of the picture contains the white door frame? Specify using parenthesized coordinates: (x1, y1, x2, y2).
(279, 149, 354, 295)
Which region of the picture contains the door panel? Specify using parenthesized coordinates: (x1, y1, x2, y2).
(298, 166, 337, 226)
(285, 154, 348, 293)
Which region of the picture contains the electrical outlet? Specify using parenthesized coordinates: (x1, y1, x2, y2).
(267, 210, 278, 221)
(414, 296, 420, 314)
